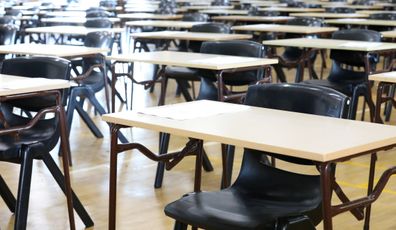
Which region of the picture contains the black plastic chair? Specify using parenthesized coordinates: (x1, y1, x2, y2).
(84, 18, 112, 28)
(67, 31, 118, 141)
(181, 13, 209, 22)
(368, 13, 396, 31)
(196, 40, 266, 102)
(272, 17, 325, 83)
(304, 29, 381, 120)
(160, 23, 231, 104)
(0, 24, 18, 63)
(248, 6, 280, 16)
(0, 56, 93, 230)
(325, 7, 356, 13)
(0, 16, 16, 24)
(86, 11, 112, 18)
(165, 83, 350, 230)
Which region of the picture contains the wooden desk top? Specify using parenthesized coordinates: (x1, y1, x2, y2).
(125, 20, 206, 29)
(322, 5, 384, 9)
(290, 12, 368, 18)
(259, 7, 325, 12)
(25, 26, 124, 35)
(102, 100, 396, 162)
(199, 9, 249, 15)
(0, 74, 70, 97)
(232, 24, 338, 34)
(41, 17, 121, 25)
(0, 44, 109, 58)
(181, 5, 234, 10)
(118, 13, 183, 20)
(369, 71, 396, 83)
(326, 18, 396, 26)
(262, 38, 396, 52)
(44, 11, 86, 17)
(380, 31, 396, 38)
(130, 31, 252, 41)
(107, 51, 277, 70)
(212, 15, 294, 22)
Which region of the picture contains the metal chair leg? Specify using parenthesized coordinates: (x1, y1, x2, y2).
(0, 175, 16, 213)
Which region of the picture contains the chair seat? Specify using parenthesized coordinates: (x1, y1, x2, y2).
(164, 66, 200, 81)
(0, 137, 46, 163)
(165, 189, 318, 230)
(81, 71, 105, 93)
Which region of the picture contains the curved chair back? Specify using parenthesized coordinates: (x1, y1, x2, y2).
(0, 24, 18, 45)
(100, 0, 117, 7)
(211, 0, 230, 6)
(199, 40, 265, 86)
(188, 23, 230, 52)
(0, 16, 16, 24)
(86, 11, 111, 18)
(368, 13, 396, 31)
(81, 31, 113, 92)
(182, 13, 208, 22)
(248, 6, 280, 16)
(84, 18, 112, 28)
(325, 7, 356, 13)
(5, 9, 22, 17)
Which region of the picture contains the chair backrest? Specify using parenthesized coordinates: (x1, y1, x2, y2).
(5, 9, 22, 17)
(84, 18, 112, 28)
(0, 16, 16, 25)
(83, 31, 113, 70)
(86, 11, 111, 18)
(325, 7, 356, 13)
(248, 6, 280, 16)
(182, 13, 208, 22)
(100, 0, 117, 7)
(232, 83, 349, 225)
(199, 40, 265, 86)
(369, 13, 396, 20)
(211, 0, 230, 6)
(188, 23, 230, 52)
(1, 56, 72, 111)
(0, 24, 18, 45)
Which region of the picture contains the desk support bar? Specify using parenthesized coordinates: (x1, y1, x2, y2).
(108, 124, 204, 230)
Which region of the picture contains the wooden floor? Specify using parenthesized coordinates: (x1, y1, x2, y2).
(1, 60, 396, 230)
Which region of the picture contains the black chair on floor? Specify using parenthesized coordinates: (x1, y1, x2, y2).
(325, 7, 356, 13)
(304, 29, 381, 120)
(196, 40, 267, 102)
(67, 31, 127, 143)
(159, 23, 231, 104)
(181, 13, 209, 22)
(0, 24, 18, 63)
(272, 17, 325, 82)
(0, 56, 93, 230)
(165, 83, 350, 230)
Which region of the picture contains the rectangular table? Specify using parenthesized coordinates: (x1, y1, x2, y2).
(0, 74, 77, 227)
(107, 51, 277, 109)
(211, 15, 294, 23)
(259, 7, 325, 13)
(117, 13, 183, 20)
(125, 20, 206, 29)
(290, 12, 368, 18)
(102, 99, 396, 230)
(326, 18, 396, 27)
(199, 9, 249, 15)
(262, 37, 396, 119)
(231, 24, 338, 35)
(369, 71, 396, 123)
(130, 30, 252, 41)
(41, 17, 121, 25)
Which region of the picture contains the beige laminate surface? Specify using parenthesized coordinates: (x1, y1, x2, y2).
(0, 74, 70, 97)
(199, 9, 249, 15)
(326, 18, 396, 26)
(125, 20, 206, 29)
(232, 24, 338, 34)
(322, 5, 384, 9)
(263, 38, 396, 52)
(106, 51, 278, 70)
(369, 71, 396, 83)
(181, 5, 234, 10)
(211, 15, 294, 22)
(130, 31, 252, 41)
(44, 11, 86, 17)
(356, 10, 396, 15)
(290, 12, 368, 18)
(102, 100, 396, 162)
(118, 13, 183, 20)
(259, 7, 325, 12)
(25, 26, 124, 35)
(41, 17, 120, 25)
(380, 30, 396, 38)
(0, 44, 109, 58)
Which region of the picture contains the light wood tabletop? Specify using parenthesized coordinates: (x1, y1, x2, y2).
(181, 5, 234, 10)
(0, 74, 70, 97)
(25, 26, 125, 36)
(130, 31, 253, 41)
(290, 12, 368, 18)
(357, 10, 396, 15)
(259, 7, 325, 12)
(125, 20, 206, 29)
(118, 13, 183, 20)
(232, 24, 338, 34)
(107, 51, 278, 70)
(44, 11, 86, 17)
(211, 15, 294, 22)
(262, 38, 396, 52)
(322, 5, 384, 9)
(41, 17, 121, 25)
(380, 30, 396, 38)
(0, 44, 109, 58)
(199, 9, 249, 15)
(326, 18, 396, 27)
(102, 99, 396, 162)
(369, 71, 396, 83)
